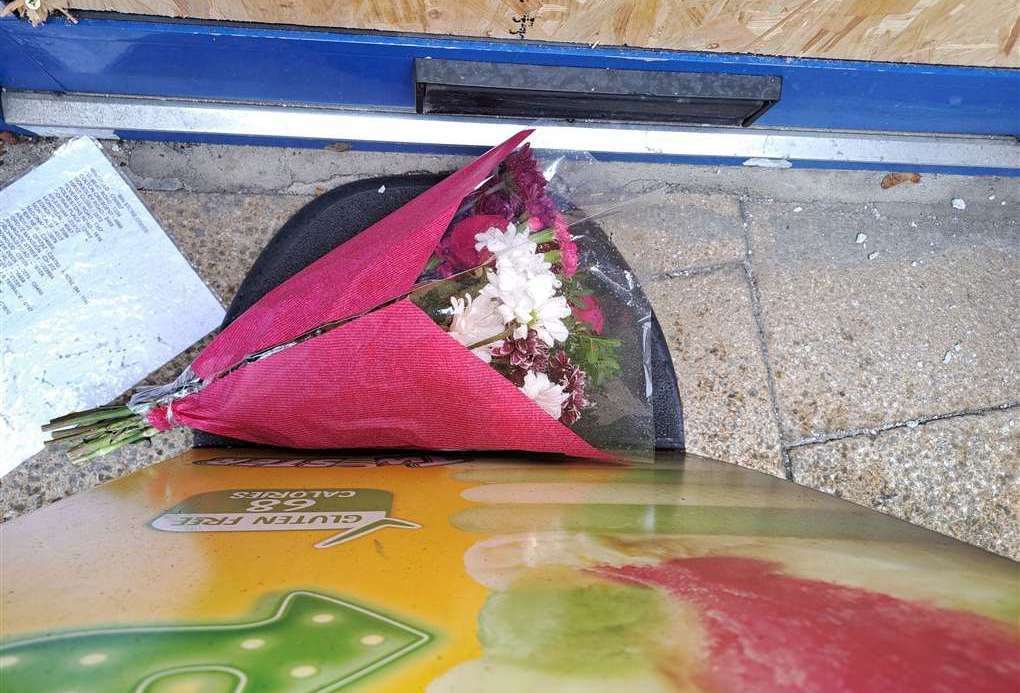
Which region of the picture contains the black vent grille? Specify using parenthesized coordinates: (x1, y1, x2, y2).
(415, 58, 781, 127)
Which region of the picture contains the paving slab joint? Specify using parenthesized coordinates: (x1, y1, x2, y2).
(736, 197, 794, 480)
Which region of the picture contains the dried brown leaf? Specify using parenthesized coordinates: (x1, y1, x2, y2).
(880, 172, 921, 189)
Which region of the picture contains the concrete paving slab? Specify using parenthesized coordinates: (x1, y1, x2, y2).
(789, 409, 1019, 559)
(746, 199, 1018, 441)
(0, 429, 191, 523)
(122, 142, 471, 195)
(140, 190, 313, 304)
(1, 136, 62, 185)
(597, 192, 745, 279)
(644, 269, 786, 477)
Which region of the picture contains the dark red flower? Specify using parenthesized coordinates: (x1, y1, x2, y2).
(436, 214, 505, 275)
(504, 144, 559, 229)
(549, 351, 589, 424)
(475, 190, 519, 219)
(505, 144, 545, 193)
(491, 330, 550, 384)
(526, 195, 558, 230)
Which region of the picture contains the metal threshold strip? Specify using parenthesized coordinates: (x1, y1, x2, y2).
(4, 90, 1018, 171)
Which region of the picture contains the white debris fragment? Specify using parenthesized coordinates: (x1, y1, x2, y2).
(951, 198, 966, 210)
(906, 420, 919, 429)
(942, 350, 954, 364)
(855, 233, 867, 244)
(793, 206, 803, 213)
(377, 185, 386, 193)
(911, 261, 918, 267)
(742, 157, 792, 168)
(910, 221, 918, 228)
(988, 194, 996, 200)
(868, 251, 879, 260)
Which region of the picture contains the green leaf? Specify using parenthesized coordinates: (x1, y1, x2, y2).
(560, 274, 594, 306)
(564, 332, 622, 388)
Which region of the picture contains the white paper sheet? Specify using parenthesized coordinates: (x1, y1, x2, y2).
(0, 137, 224, 475)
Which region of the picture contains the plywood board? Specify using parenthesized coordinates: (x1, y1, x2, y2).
(60, 0, 1019, 68)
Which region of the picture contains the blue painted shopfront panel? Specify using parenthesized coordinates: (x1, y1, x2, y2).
(2, 14, 1017, 137)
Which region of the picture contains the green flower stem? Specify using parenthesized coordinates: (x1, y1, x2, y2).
(42, 404, 134, 432)
(44, 403, 156, 464)
(45, 416, 138, 443)
(468, 327, 513, 351)
(423, 255, 443, 273)
(67, 418, 149, 458)
(69, 428, 156, 464)
(529, 229, 555, 244)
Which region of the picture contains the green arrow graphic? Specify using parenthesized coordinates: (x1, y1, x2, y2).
(0, 591, 432, 692)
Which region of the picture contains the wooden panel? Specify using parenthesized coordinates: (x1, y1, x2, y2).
(60, 0, 1020, 67)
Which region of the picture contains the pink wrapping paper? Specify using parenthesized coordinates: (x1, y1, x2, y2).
(162, 301, 607, 459)
(190, 130, 532, 379)
(149, 131, 612, 460)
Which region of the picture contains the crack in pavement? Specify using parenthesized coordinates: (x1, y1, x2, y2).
(785, 399, 1020, 450)
(648, 259, 744, 282)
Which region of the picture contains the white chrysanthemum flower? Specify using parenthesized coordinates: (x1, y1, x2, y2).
(484, 257, 571, 343)
(481, 268, 569, 346)
(474, 222, 570, 346)
(483, 265, 551, 319)
(475, 222, 534, 258)
(496, 246, 553, 279)
(519, 371, 568, 419)
(448, 293, 505, 362)
(530, 294, 571, 345)
(477, 221, 558, 285)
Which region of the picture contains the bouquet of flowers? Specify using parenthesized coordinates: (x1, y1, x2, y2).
(44, 131, 655, 462)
